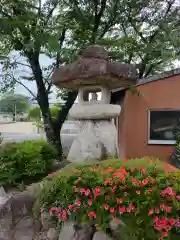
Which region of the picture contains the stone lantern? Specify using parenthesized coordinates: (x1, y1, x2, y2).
(52, 45, 138, 162)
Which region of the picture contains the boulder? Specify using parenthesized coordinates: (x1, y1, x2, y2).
(93, 232, 112, 240)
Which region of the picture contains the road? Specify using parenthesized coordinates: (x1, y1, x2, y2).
(1, 132, 44, 142)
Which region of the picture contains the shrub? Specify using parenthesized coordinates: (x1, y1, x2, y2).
(36, 158, 180, 240)
(0, 140, 58, 187)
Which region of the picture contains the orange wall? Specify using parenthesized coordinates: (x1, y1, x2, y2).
(118, 75, 180, 161)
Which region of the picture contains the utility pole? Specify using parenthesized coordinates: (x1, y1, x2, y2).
(14, 103, 16, 121)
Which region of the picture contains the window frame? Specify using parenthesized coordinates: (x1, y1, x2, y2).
(147, 109, 179, 145)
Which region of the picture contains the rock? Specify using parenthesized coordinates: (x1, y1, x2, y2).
(26, 183, 42, 198)
(0, 187, 7, 197)
(67, 120, 118, 163)
(34, 231, 47, 240)
(15, 217, 34, 229)
(13, 228, 35, 240)
(47, 228, 58, 240)
(72, 224, 96, 240)
(0, 196, 12, 240)
(109, 218, 128, 240)
(59, 222, 96, 240)
(13, 217, 36, 240)
(58, 222, 75, 240)
(11, 192, 36, 218)
(93, 232, 112, 240)
(0, 230, 12, 240)
(109, 218, 125, 231)
(0, 187, 9, 205)
(41, 212, 52, 230)
(34, 219, 42, 233)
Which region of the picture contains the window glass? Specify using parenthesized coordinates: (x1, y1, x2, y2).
(149, 110, 180, 143)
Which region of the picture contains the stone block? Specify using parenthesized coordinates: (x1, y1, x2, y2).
(11, 192, 36, 218)
(93, 232, 112, 240)
(47, 228, 58, 240)
(13, 217, 36, 240)
(13, 228, 35, 240)
(72, 224, 95, 240)
(41, 212, 53, 230)
(58, 222, 75, 240)
(0, 192, 12, 240)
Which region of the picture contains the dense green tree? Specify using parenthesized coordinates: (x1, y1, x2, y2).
(28, 106, 41, 120)
(0, 93, 29, 118)
(50, 105, 60, 120)
(0, 0, 179, 158)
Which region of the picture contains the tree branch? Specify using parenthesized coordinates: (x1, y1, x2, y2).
(144, 60, 163, 77)
(44, 28, 67, 94)
(99, 0, 119, 40)
(12, 60, 31, 68)
(92, 0, 107, 43)
(38, 0, 42, 15)
(7, 74, 37, 99)
(121, 23, 128, 36)
(128, 16, 147, 43)
(56, 29, 67, 68)
(148, 0, 175, 43)
(44, 0, 59, 26)
(55, 90, 78, 129)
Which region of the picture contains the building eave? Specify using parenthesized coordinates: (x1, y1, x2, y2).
(111, 68, 180, 95)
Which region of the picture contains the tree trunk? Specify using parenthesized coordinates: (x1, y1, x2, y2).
(26, 51, 63, 157)
(42, 111, 63, 156)
(55, 90, 78, 131)
(53, 90, 78, 155)
(26, 52, 77, 159)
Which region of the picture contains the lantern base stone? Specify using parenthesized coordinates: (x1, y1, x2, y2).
(69, 104, 120, 120)
(67, 120, 119, 163)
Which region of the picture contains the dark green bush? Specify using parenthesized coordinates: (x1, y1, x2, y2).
(0, 140, 58, 187)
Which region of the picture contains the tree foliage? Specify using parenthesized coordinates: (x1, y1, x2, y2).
(0, 93, 29, 114)
(50, 105, 60, 120)
(28, 106, 41, 120)
(0, 0, 179, 157)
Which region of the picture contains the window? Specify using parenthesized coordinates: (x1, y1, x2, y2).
(148, 110, 180, 145)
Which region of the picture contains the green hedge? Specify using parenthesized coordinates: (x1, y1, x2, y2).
(0, 140, 58, 187)
(36, 158, 180, 240)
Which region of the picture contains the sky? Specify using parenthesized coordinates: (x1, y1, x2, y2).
(14, 54, 58, 103)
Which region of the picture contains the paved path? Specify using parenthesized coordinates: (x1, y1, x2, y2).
(1, 132, 44, 143)
(0, 122, 38, 134)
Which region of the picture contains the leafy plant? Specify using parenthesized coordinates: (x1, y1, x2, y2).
(0, 140, 58, 187)
(0, 0, 179, 157)
(36, 158, 180, 240)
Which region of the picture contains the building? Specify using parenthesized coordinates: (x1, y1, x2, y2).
(0, 112, 28, 123)
(0, 112, 13, 123)
(111, 68, 180, 162)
